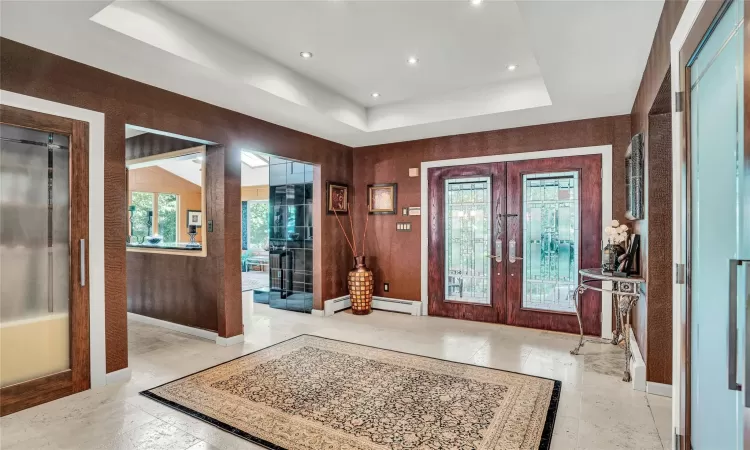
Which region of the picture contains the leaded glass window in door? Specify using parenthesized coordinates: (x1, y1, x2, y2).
(444, 177, 491, 304)
(521, 172, 579, 312)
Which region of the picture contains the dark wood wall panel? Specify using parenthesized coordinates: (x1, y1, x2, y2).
(631, 0, 688, 136)
(126, 142, 230, 333)
(353, 116, 631, 301)
(0, 38, 352, 372)
(629, 0, 686, 384)
(125, 133, 201, 160)
(645, 112, 673, 384)
(125, 135, 229, 333)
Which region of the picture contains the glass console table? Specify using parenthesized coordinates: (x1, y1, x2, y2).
(570, 268, 645, 382)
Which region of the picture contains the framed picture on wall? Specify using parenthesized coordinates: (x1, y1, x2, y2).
(326, 181, 349, 215)
(187, 210, 202, 227)
(367, 183, 397, 215)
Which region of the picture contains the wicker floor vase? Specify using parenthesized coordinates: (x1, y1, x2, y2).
(348, 256, 373, 315)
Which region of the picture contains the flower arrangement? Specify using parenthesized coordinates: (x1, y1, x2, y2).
(605, 220, 629, 246)
(602, 220, 630, 273)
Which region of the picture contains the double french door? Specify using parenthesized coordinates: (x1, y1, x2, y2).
(428, 155, 602, 335)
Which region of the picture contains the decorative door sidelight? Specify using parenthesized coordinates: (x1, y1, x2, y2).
(428, 155, 601, 335)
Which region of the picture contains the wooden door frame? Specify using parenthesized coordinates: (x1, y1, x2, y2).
(0, 105, 90, 416)
(427, 163, 506, 323)
(504, 154, 603, 336)
(420, 145, 614, 338)
(674, 0, 742, 447)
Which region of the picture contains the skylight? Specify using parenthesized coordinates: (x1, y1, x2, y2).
(241, 151, 269, 168)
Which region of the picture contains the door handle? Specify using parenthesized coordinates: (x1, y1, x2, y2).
(729, 259, 750, 392)
(743, 262, 750, 407)
(494, 239, 502, 262)
(80, 239, 86, 287)
(509, 239, 523, 263)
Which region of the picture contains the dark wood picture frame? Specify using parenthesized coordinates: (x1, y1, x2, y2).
(326, 181, 349, 215)
(0, 104, 90, 416)
(186, 209, 202, 227)
(367, 183, 397, 215)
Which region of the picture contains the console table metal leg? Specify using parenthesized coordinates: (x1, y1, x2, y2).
(619, 294, 636, 382)
(570, 285, 585, 355)
(611, 292, 622, 345)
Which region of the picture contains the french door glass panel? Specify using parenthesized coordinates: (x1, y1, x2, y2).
(689, 0, 744, 447)
(0, 124, 70, 387)
(522, 172, 579, 313)
(444, 177, 491, 304)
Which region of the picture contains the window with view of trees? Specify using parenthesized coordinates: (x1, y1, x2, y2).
(130, 191, 179, 243)
(247, 201, 269, 249)
(158, 193, 179, 243)
(131, 192, 154, 241)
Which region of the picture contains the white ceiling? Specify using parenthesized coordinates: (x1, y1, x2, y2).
(162, 1, 542, 107)
(0, 1, 664, 148)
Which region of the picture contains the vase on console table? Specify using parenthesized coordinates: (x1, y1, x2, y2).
(348, 256, 373, 315)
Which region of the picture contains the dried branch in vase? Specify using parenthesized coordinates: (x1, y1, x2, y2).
(333, 203, 369, 257)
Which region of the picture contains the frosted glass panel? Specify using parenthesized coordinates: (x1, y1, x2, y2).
(521, 172, 579, 312)
(0, 123, 71, 387)
(689, 1, 744, 447)
(444, 177, 491, 304)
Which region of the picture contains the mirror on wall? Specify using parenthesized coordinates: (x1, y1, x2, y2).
(125, 125, 207, 253)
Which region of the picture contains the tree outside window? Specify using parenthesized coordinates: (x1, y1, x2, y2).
(247, 201, 269, 249)
(130, 191, 179, 243)
(158, 193, 179, 243)
(131, 192, 153, 241)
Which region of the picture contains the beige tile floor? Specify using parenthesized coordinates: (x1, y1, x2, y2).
(0, 293, 672, 450)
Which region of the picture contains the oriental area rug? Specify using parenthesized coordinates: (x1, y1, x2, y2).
(141, 335, 561, 450)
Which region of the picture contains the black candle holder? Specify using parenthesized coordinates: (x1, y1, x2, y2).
(127, 205, 136, 244)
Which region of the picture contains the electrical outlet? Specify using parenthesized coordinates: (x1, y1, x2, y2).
(208, 220, 214, 232)
(384, 282, 390, 292)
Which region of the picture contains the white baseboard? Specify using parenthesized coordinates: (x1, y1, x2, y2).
(128, 312, 218, 341)
(372, 296, 422, 316)
(215, 334, 244, 347)
(629, 327, 647, 392)
(105, 367, 131, 385)
(311, 309, 325, 317)
(324, 295, 351, 317)
(323, 295, 422, 316)
(647, 381, 672, 397)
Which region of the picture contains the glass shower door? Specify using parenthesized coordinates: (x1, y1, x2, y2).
(688, 0, 745, 447)
(0, 123, 71, 388)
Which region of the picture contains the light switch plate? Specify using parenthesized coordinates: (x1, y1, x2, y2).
(409, 168, 419, 177)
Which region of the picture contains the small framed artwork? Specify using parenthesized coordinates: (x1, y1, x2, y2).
(367, 183, 397, 215)
(187, 210, 202, 227)
(326, 181, 349, 215)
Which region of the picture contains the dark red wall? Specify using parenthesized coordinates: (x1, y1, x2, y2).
(352, 116, 631, 301)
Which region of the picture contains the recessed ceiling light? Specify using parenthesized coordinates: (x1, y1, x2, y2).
(300, 51, 313, 59)
(407, 56, 419, 65)
(470, 0, 483, 5)
(507, 64, 518, 71)
(371, 92, 380, 98)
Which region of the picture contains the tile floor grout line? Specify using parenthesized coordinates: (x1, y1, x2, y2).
(646, 394, 668, 450)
